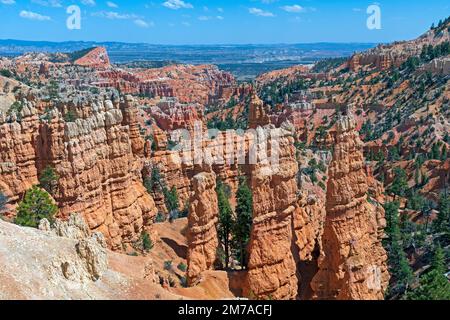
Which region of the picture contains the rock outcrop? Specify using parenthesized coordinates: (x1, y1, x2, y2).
(0, 101, 40, 214)
(244, 126, 299, 300)
(248, 94, 270, 129)
(0, 217, 184, 300)
(74, 47, 111, 69)
(0, 96, 158, 250)
(37, 97, 157, 250)
(186, 171, 219, 285)
(311, 111, 389, 300)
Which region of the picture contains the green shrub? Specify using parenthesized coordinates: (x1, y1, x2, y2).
(0, 69, 12, 77)
(177, 262, 187, 272)
(15, 186, 57, 228)
(141, 231, 153, 252)
(155, 212, 166, 223)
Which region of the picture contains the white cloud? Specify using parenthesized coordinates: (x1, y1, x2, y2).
(19, 10, 51, 21)
(81, 0, 96, 6)
(281, 5, 304, 13)
(198, 15, 224, 21)
(249, 8, 274, 17)
(92, 11, 137, 19)
(1, 0, 16, 4)
(134, 19, 153, 28)
(31, 0, 62, 7)
(163, 0, 193, 10)
(106, 1, 118, 8)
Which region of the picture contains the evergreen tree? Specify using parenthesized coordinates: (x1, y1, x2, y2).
(233, 175, 253, 269)
(164, 186, 179, 219)
(388, 167, 409, 198)
(383, 201, 414, 296)
(39, 166, 59, 195)
(144, 166, 164, 194)
(15, 186, 57, 228)
(141, 231, 153, 252)
(216, 181, 234, 269)
(434, 193, 450, 233)
(407, 246, 450, 300)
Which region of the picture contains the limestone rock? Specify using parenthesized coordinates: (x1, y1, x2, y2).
(75, 237, 108, 281)
(54, 213, 90, 240)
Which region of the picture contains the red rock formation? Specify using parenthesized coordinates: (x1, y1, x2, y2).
(74, 47, 110, 69)
(0, 101, 40, 214)
(149, 99, 205, 132)
(187, 171, 219, 285)
(0, 96, 158, 250)
(97, 64, 236, 105)
(293, 186, 326, 299)
(311, 111, 389, 300)
(37, 98, 157, 250)
(244, 127, 299, 300)
(248, 94, 270, 129)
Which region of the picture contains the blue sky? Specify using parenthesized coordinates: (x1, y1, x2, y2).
(0, 0, 449, 44)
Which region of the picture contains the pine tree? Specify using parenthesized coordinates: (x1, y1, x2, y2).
(216, 181, 234, 269)
(388, 167, 409, 198)
(383, 201, 414, 296)
(15, 186, 58, 228)
(434, 193, 450, 233)
(39, 166, 59, 195)
(407, 246, 450, 300)
(164, 186, 179, 220)
(233, 175, 253, 269)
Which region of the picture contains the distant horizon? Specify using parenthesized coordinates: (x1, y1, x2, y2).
(0, 38, 382, 47)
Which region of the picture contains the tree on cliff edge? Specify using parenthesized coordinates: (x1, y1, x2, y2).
(233, 175, 253, 269)
(15, 186, 57, 228)
(216, 180, 234, 269)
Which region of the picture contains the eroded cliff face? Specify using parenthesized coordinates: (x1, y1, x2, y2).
(293, 186, 326, 299)
(0, 96, 157, 250)
(311, 112, 389, 300)
(187, 171, 219, 285)
(0, 102, 40, 216)
(39, 97, 156, 250)
(244, 127, 299, 300)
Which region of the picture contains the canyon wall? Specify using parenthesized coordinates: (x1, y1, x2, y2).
(311, 111, 389, 300)
(0, 96, 157, 250)
(0, 102, 40, 214)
